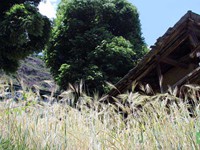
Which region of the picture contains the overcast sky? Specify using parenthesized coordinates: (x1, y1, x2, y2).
(38, 0, 200, 46)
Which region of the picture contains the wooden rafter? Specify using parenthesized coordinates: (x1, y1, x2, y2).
(190, 44, 200, 58)
(108, 34, 189, 97)
(107, 11, 200, 99)
(189, 30, 199, 48)
(188, 26, 200, 35)
(160, 34, 188, 58)
(158, 57, 188, 68)
(172, 67, 200, 89)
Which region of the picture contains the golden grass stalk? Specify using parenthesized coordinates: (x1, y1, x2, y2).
(0, 79, 200, 149)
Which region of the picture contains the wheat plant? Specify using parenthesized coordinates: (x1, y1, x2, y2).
(0, 79, 200, 150)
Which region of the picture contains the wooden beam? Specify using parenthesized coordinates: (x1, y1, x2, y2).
(109, 34, 189, 97)
(108, 31, 189, 97)
(188, 15, 200, 57)
(197, 52, 200, 58)
(188, 26, 200, 35)
(178, 54, 191, 62)
(160, 34, 188, 58)
(190, 44, 200, 58)
(156, 63, 164, 93)
(188, 23, 200, 48)
(189, 33, 199, 48)
(157, 22, 187, 50)
(172, 67, 200, 89)
(159, 57, 188, 68)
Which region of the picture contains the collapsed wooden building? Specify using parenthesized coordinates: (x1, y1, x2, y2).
(108, 11, 200, 99)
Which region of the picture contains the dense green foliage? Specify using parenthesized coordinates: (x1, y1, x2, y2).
(45, 0, 147, 93)
(0, 0, 50, 73)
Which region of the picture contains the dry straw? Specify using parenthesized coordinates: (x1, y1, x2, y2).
(0, 78, 200, 149)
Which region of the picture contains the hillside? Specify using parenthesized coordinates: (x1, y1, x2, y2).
(2, 55, 56, 91)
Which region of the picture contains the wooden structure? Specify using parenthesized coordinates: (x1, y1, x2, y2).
(108, 11, 200, 99)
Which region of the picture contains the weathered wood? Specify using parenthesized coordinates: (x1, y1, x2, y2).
(189, 32, 199, 48)
(107, 11, 200, 99)
(179, 54, 191, 62)
(156, 21, 187, 49)
(108, 33, 189, 97)
(197, 52, 200, 58)
(156, 63, 164, 93)
(159, 57, 188, 68)
(160, 34, 188, 58)
(172, 67, 200, 88)
(188, 26, 200, 35)
(190, 44, 200, 58)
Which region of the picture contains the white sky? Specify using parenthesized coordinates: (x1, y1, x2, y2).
(38, 0, 58, 19)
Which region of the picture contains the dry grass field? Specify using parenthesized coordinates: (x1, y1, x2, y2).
(0, 78, 200, 150)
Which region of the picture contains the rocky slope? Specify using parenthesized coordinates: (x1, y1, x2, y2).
(2, 55, 56, 91)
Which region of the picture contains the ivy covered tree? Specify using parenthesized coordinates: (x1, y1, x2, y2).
(45, 0, 147, 93)
(0, 0, 50, 73)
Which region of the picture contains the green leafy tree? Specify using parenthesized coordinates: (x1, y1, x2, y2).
(45, 0, 147, 93)
(0, 0, 50, 73)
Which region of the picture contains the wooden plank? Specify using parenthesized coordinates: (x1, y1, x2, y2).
(156, 22, 187, 50)
(160, 33, 188, 58)
(179, 54, 191, 62)
(190, 44, 200, 58)
(188, 26, 200, 35)
(172, 67, 200, 88)
(160, 57, 188, 68)
(108, 33, 189, 97)
(108, 23, 189, 98)
(197, 52, 200, 58)
(189, 33, 199, 48)
(107, 12, 200, 102)
(188, 21, 200, 48)
(156, 63, 164, 93)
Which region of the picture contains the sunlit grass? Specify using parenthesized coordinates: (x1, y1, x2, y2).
(0, 78, 200, 149)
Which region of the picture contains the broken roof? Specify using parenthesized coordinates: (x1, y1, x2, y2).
(108, 11, 200, 99)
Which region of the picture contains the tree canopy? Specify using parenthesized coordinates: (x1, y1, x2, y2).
(45, 0, 147, 93)
(0, 0, 50, 73)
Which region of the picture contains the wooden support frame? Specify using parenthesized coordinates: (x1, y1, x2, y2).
(197, 52, 200, 58)
(190, 44, 200, 58)
(172, 67, 200, 89)
(160, 57, 188, 68)
(188, 21, 200, 57)
(160, 34, 189, 58)
(188, 26, 200, 35)
(156, 55, 188, 69)
(108, 12, 200, 98)
(189, 31, 199, 48)
(156, 63, 164, 93)
(111, 34, 189, 96)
